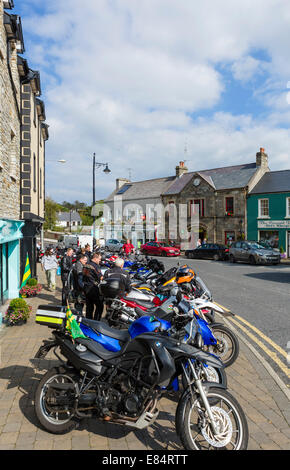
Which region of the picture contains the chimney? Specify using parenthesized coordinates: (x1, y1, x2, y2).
(116, 177, 131, 191)
(176, 161, 188, 178)
(256, 147, 268, 168)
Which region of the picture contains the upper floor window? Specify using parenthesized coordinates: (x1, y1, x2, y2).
(225, 197, 234, 216)
(258, 198, 269, 218)
(189, 199, 205, 217)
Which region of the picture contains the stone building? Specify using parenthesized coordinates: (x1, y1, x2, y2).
(162, 149, 270, 247)
(0, 0, 49, 302)
(0, 0, 25, 303)
(104, 148, 270, 248)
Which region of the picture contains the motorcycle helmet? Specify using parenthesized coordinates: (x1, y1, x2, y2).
(176, 265, 196, 284)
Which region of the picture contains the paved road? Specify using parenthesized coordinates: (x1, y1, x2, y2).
(159, 256, 290, 386)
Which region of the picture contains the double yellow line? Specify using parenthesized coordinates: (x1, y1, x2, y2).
(225, 312, 290, 379)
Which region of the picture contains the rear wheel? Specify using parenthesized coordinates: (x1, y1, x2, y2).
(213, 254, 219, 261)
(229, 254, 236, 263)
(35, 367, 79, 434)
(249, 255, 256, 265)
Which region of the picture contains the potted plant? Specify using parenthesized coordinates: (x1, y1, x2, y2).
(4, 298, 32, 326)
(20, 278, 42, 298)
(280, 246, 286, 259)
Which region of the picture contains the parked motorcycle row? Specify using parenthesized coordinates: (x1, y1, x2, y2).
(34, 251, 249, 450)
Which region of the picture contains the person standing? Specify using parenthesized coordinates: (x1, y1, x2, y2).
(41, 248, 59, 291)
(82, 252, 103, 321)
(84, 244, 92, 261)
(122, 239, 135, 256)
(103, 257, 131, 294)
(72, 254, 87, 314)
(60, 248, 74, 305)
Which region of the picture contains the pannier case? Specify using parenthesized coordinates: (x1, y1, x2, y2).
(36, 305, 67, 329)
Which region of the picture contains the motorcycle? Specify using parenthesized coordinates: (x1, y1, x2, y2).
(34, 308, 248, 449)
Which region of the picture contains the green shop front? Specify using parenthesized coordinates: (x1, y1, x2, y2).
(247, 170, 290, 257)
(0, 219, 24, 305)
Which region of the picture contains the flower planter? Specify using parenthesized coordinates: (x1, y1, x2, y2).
(4, 298, 32, 326)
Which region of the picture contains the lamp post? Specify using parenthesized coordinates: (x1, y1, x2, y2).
(92, 153, 111, 241)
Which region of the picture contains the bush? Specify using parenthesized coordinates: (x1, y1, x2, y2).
(26, 278, 38, 287)
(5, 298, 32, 325)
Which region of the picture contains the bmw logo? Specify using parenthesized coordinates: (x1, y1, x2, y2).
(155, 342, 161, 348)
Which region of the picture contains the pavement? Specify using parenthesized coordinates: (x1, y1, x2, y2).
(0, 268, 289, 451)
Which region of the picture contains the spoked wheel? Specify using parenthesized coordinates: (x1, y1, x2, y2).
(206, 324, 239, 367)
(177, 388, 248, 450)
(182, 363, 227, 389)
(35, 367, 79, 434)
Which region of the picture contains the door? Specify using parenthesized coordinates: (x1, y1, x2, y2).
(288, 232, 290, 258)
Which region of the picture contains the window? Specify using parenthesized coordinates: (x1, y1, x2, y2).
(40, 168, 42, 198)
(33, 154, 37, 192)
(286, 198, 290, 218)
(258, 199, 269, 218)
(189, 199, 205, 217)
(225, 197, 234, 215)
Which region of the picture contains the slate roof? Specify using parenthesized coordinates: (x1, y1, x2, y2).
(249, 170, 290, 194)
(57, 212, 82, 222)
(105, 176, 176, 202)
(163, 163, 258, 195)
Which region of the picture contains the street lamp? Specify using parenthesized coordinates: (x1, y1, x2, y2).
(92, 153, 111, 240)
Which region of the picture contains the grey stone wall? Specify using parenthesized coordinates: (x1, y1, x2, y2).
(0, 1, 21, 220)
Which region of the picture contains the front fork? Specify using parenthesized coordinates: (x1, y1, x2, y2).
(182, 361, 219, 436)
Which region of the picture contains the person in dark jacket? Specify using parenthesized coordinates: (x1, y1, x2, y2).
(82, 252, 103, 321)
(103, 257, 131, 294)
(72, 254, 87, 314)
(84, 244, 92, 261)
(60, 248, 74, 305)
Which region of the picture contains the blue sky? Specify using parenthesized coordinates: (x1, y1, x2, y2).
(14, 0, 290, 203)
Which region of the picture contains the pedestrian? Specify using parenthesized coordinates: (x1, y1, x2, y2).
(83, 252, 104, 321)
(84, 244, 92, 261)
(202, 238, 207, 245)
(103, 257, 131, 294)
(60, 247, 74, 305)
(196, 238, 202, 247)
(41, 248, 58, 291)
(72, 254, 87, 314)
(122, 239, 135, 256)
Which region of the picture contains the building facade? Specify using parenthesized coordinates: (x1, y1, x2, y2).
(55, 211, 82, 232)
(104, 149, 270, 248)
(0, 1, 24, 303)
(0, 0, 48, 302)
(247, 170, 290, 257)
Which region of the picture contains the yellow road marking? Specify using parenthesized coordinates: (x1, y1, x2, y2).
(230, 314, 288, 359)
(228, 317, 290, 378)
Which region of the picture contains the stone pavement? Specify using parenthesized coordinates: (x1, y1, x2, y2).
(0, 269, 289, 451)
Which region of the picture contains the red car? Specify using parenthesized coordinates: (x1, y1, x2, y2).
(141, 241, 180, 257)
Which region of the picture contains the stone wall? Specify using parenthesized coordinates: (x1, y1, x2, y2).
(0, 1, 21, 220)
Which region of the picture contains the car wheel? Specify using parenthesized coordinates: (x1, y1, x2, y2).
(213, 254, 219, 261)
(229, 254, 236, 263)
(249, 255, 256, 265)
(162, 251, 167, 257)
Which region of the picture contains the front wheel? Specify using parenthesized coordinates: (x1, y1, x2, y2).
(176, 387, 248, 450)
(35, 367, 79, 434)
(206, 324, 239, 368)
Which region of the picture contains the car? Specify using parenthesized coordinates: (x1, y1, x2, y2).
(229, 241, 281, 265)
(141, 241, 180, 257)
(105, 239, 126, 252)
(185, 243, 229, 261)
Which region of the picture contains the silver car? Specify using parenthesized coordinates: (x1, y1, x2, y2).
(229, 241, 280, 265)
(105, 239, 125, 252)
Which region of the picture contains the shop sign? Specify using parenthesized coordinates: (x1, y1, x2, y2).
(258, 219, 290, 229)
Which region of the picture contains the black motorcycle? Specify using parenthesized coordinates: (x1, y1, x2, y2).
(34, 317, 248, 450)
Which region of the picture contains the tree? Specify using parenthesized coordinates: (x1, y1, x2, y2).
(44, 197, 59, 230)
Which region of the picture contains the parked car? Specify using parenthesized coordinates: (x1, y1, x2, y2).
(105, 239, 126, 252)
(185, 243, 229, 261)
(141, 241, 180, 257)
(229, 241, 281, 265)
(57, 235, 79, 250)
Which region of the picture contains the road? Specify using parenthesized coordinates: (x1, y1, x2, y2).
(158, 255, 290, 386)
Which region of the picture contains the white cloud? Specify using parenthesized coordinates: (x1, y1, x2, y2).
(17, 0, 290, 202)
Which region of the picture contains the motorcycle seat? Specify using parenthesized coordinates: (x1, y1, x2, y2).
(75, 337, 128, 361)
(81, 318, 130, 343)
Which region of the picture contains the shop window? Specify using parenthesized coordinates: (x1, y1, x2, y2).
(258, 199, 269, 218)
(225, 197, 234, 216)
(225, 231, 235, 245)
(259, 231, 279, 249)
